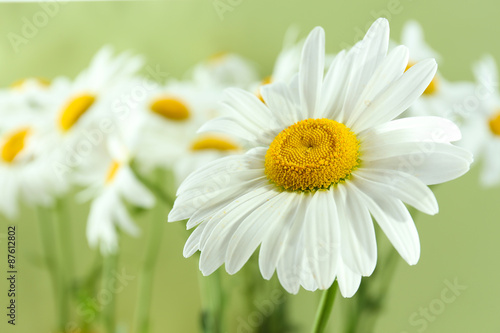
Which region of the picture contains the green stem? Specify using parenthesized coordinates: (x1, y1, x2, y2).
(102, 253, 118, 333)
(129, 160, 175, 206)
(133, 201, 169, 333)
(37, 206, 68, 332)
(198, 269, 226, 333)
(55, 198, 74, 330)
(311, 281, 339, 333)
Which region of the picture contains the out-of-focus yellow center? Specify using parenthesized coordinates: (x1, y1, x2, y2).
(1, 128, 30, 163)
(265, 118, 360, 191)
(105, 161, 120, 184)
(59, 94, 96, 131)
(191, 135, 239, 151)
(150, 97, 190, 121)
(489, 111, 500, 136)
(10, 77, 50, 90)
(256, 76, 273, 103)
(406, 61, 438, 95)
(208, 51, 228, 65)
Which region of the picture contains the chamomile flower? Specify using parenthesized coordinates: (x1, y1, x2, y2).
(78, 133, 155, 254)
(460, 55, 500, 186)
(40, 47, 143, 180)
(190, 53, 259, 91)
(401, 21, 475, 120)
(129, 78, 241, 184)
(168, 19, 472, 297)
(0, 112, 62, 219)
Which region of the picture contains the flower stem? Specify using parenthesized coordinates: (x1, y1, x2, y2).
(37, 206, 68, 332)
(133, 201, 169, 333)
(198, 269, 226, 333)
(311, 281, 339, 333)
(102, 253, 118, 333)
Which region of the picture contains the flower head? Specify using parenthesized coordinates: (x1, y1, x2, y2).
(169, 19, 472, 297)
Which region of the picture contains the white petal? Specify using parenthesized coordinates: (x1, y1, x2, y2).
(345, 45, 409, 127)
(352, 59, 438, 133)
(359, 116, 462, 145)
(261, 81, 302, 125)
(259, 194, 301, 280)
(337, 257, 362, 298)
(276, 194, 310, 294)
(199, 185, 278, 275)
(354, 168, 438, 215)
(480, 140, 500, 186)
(353, 181, 420, 265)
(304, 191, 339, 289)
(225, 192, 292, 274)
(336, 183, 377, 276)
(299, 27, 325, 118)
(341, 18, 390, 122)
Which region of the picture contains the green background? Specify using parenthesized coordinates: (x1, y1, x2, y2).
(0, 0, 499, 332)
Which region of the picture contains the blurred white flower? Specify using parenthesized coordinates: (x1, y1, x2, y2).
(127, 76, 241, 185)
(169, 19, 472, 297)
(38, 46, 144, 182)
(401, 21, 476, 120)
(190, 53, 258, 91)
(77, 132, 155, 254)
(460, 55, 500, 186)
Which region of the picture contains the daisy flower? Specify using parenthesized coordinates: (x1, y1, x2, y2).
(39, 46, 143, 180)
(190, 53, 259, 91)
(129, 78, 241, 184)
(77, 132, 155, 254)
(0, 109, 62, 219)
(460, 55, 500, 186)
(401, 20, 475, 120)
(168, 18, 472, 297)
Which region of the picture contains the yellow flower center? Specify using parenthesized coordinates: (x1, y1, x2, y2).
(406, 61, 438, 95)
(1, 128, 30, 163)
(256, 76, 272, 103)
(105, 161, 120, 184)
(59, 94, 96, 131)
(489, 111, 500, 136)
(265, 118, 360, 191)
(10, 77, 50, 90)
(191, 135, 239, 151)
(150, 97, 190, 121)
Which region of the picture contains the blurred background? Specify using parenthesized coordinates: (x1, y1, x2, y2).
(0, 0, 499, 332)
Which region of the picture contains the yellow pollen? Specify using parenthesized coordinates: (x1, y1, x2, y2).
(406, 61, 438, 95)
(59, 94, 96, 131)
(10, 77, 50, 90)
(265, 118, 360, 191)
(1, 128, 30, 163)
(150, 97, 190, 121)
(191, 135, 239, 151)
(256, 76, 273, 103)
(105, 161, 120, 184)
(488, 111, 500, 136)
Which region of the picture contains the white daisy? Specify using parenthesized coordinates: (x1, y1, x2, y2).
(129, 78, 241, 184)
(168, 19, 472, 297)
(190, 52, 259, 91)
(460, 55, 500, 186)
(77, 133, 155, 254)
(38, 46, 143, 181)
(0, 113, 61, 219)
(401, 20, 476, 120)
